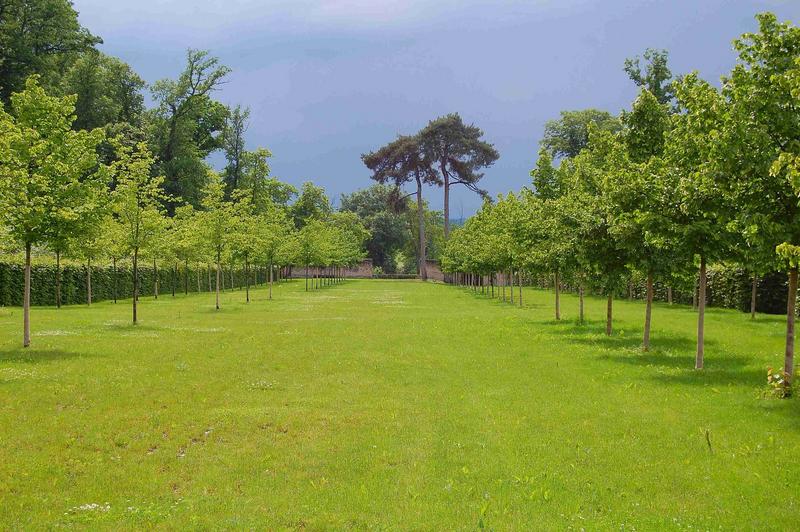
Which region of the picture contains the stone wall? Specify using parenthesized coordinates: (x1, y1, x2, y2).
(287, 259, 373, 279)
(425, 260, 445, 282)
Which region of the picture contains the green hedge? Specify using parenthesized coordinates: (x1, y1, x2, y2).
(0, 263, 272, 307)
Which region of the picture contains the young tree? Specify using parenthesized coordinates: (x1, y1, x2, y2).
(199, 175, 237, 309)
(419, 113, 499, 238)
(256, 206, 294, 300)
(727, 13, 800, 387)
(0, 76, 106, 346)
(109, 141, 168, 324)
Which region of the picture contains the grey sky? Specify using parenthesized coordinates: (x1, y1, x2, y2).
(74, 0, 799, 216)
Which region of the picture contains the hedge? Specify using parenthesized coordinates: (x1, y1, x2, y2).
(0, 263, 273, 307)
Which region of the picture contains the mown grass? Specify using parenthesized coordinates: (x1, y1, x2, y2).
(0, 279, 798, 529)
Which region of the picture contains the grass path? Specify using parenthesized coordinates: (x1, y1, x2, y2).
(0, 279, 798, 529)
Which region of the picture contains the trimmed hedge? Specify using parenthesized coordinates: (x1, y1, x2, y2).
(0, 263, 271, 307)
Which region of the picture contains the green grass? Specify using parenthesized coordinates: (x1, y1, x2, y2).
(0, 279, 798, 529)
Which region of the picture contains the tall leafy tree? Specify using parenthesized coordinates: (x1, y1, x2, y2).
(541, 109, 621, 159)
(0, 76, 106, 346)
(291, 181, 332, 228)
(149, 49, 230, 210)
(419, 113, 499, 238)
(61, 51, 145, 131)
(0, 0, 100, 102)
(624, 48, 675, 105)
(222, 104, 250, 198)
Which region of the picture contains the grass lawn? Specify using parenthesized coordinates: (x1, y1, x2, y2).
(0, 279, 798, 529)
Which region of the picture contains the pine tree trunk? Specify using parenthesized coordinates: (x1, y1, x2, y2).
(751, 273, 758, 320)
(554, 271, 561, 320)
(643, 271, 653, 351)
(605, 294, 613, 336)
(23, 242, 31, 347)
(696, 257, 707, 370)
(87, 258, 92, 306)
(416, 176, 428, 281)
(443, 168, 450, 240)
(132, 247, 139, 325)
(55, 250, 61, 309)
(784, 267, 797, 390)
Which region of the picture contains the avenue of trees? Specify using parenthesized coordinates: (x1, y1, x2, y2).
(441, 13, 800, 392)
(0, 1, 368, 346)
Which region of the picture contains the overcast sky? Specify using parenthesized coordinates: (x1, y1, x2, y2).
(73, 0, 799, 216)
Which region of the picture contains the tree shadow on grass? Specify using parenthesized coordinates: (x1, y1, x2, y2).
(0, 348, 84, 364)
(536, 319, 702, 353)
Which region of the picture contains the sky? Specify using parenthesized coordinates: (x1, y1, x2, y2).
(73, 0, 799, 216)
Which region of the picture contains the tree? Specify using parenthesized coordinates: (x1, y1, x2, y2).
(624, 48, 675, 105)
(149, 49, 230, 210)
(530, 147, 561, 200)
(340, 184, 410, 272)
(170, 205, 202, 296)
(0, 76, 106, 346)
(665, 73, 733, 369)
(61, 51, 145, 130)
(199, 175, 237, 310)
(256, 205, 294, 299)
(362, 135, 440, 280)
(726, 12, 800, 388)
(291, 181, 332, 228)
(419, 113, 499, 238)
(109, 141, 168, 325)
(240, 147, 297, 211)
(541, 109, 621, 159)
(0, 0, 100, 102)
(222, 105, 250, 198)
(614, 88, 673, 350)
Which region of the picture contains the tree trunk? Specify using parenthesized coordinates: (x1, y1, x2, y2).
(245, 256, 250, 303)
(23, 242, 31, 347)
(269, 259, 273, 300)
(207, 264, 212, 292)
(305, 264, 309, 291)
(510, 271, 514, 304)
(518, 271, 523, 307)
(215, 252, 221, 310)
(579, 282, 585, 324)
(113, 257, 117, 304)
(416, 176, 427, 281)
(172, 262, 177, 297)
(605, 294, 613, 336)
(643, 271, 653, 351)
(554, 271, 561, 320)
(133, 248, 139, 325)
(55, 250, 61, 309)
(443, 168, 450, 240)
(86, 258, 92, 306)
(751, 273, 758, 320)
(784, 267, 797, 390)
(196, 266, 201, 293)
(667, 286, 672, 305)
(153, 258, 158, 299)
(185, 259, 189, 295)
(696, 257, 707, 370)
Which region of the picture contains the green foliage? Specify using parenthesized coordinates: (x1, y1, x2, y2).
(624, 48, 675, 105)
(540, 109, 621, 159)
